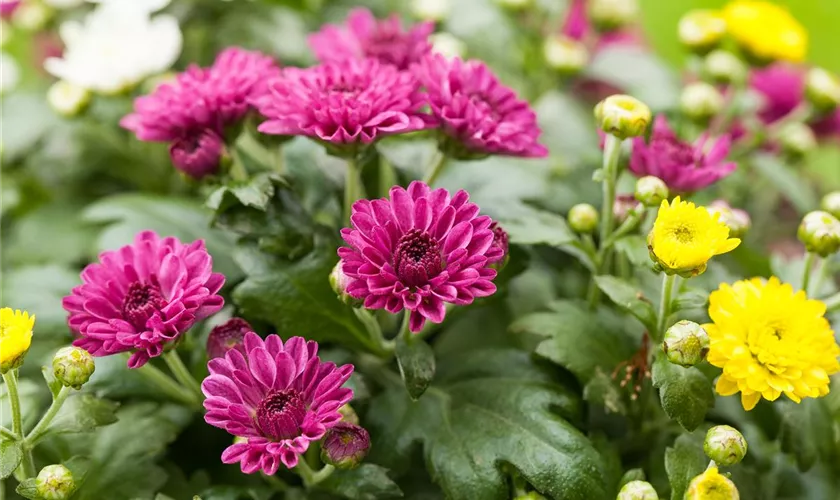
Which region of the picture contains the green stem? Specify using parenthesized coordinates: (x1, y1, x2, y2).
(801, 252, 816, 295)
(398, 310, 413, 343)
(352, 308, 395, 356)
(295, 459, 335, 488)
(136, 359, 199, 407)
(0, 426, 17, 440)
(823, 292, 840, 312)
(229, 154, 249, 182)
(587, 135, 623, 307)
(378, 155, 398, 198)
(2, 371, 35, 479)
(163, 351, 204, 405)
(271, 144, 284, 175)
(655, 274, 678, 342)
(422, 151, 449, 186)
(344, 157, 360, 226)
(24, 387, 71, 447)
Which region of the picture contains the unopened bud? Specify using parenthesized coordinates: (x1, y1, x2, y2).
(206, 318, 252, 359)
(411, 0, 450, 22)
(595, 94, 652, 139)
(798, 211, 840, 257)
(170, 129, 225, 180)
(568, 203, 599, 233)
(321, 422, 371, 469)
(12, 1, 51, 31)
(779, 121, 816, 159)
(52, 346, 95, 389)
(703, 50, 747, 85)
(514, 493, 546, 500)
(805, 67, 840, 112)
(488, 222, 510, 270)
(430, 32, 466, 59)
(330, 261, 362, 306)
(680, 82, 724, 122)
(678, 9, 726, 53)
(820, 191, 840, 219)
(543, 35, 588, 74)
(35, 464, 75, 500)
(617, 480, 658, 500)
(704, 425, 747, 466)
(634, 176, 668, 207)
(685, 466, 739, 500)
(338, 404, 359, 425)
(614, 194, 643, 226)
(47, 80, 90, 118)
(707, 200, 750, 238)
(588, 0, 638, 32)
(663, 320, 709, 367)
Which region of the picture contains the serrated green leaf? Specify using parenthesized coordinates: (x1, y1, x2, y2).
(395, 336, 436, 400)
(0, 440, 22, 479)
(779, 399, 835, 472)
(15, 478, 39, 499)
(594, 276, 658, 332)
(664, 433, 706, 500)
(652, 354, 714, 431)
(368, 349, 606, 499)
(44, 394, 119, 437)
(317, 464, 403, 500)
(206, 173, 284, 212)
(501, 208, 577, 247)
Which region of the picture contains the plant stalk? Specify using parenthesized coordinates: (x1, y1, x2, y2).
(24, 386, 71, 447)
(422, 151, 449, 186)
(655, 274, 678, 342)
(801, 252, 816, 295)
(2, 371, 35, 478)
(344, 157, 360, 226)
(587, 135, 623, 307)
(136, 358, 200, 407)
(163, 350, 204, 405)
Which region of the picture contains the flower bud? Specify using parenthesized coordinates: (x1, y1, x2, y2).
(52, 346, 95, 389)
(704, 425, 747, 466)
(411, 0, 450, 21)
(663, 320, 709, 367)
(320, 422, 371, 469)
(595, 94, 652, 139)
(206, 318, 252, 359)
(170, 129, 225, 180)
(568, 203, 599, 233)
(47, 80, 90, 118)
(707, 200, 750, 238)
(680, 82, 724, 122)
(614, 194, 643, 226)
(330, 261, 362, 306)
(805, 67, 840, 113)
(703, 50, 747, 85)
(798, 211, 840, 257)
(617, 480, 658, 500)
(543, 35, 588, 75)
(678, 10, 726, 53)
(430, 32, 466, 59)
(820, 191, 840, 219)
(588, 0, 638, 32)
(488, 222, 510, 270)
(685, 466, 739, 500)
(11, 0, 51, 31)
(513, 493, 545, 500)
(338, 404, 359, 425)
(0, 307, 34, 374)
(35, 464, 75, 500)
(634, 176, 668, 207)
(778, 121, 816, 159)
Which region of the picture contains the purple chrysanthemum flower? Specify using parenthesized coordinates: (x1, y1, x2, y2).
(488, 222, 509, 266)
(63, 231, 225, 368)
(629, 115, 736, 193)
(562, 0, 590, 41)
(169, 129, 225, 179)
(320, 422, 370, 469)
(206, 318, 252, 360)
(338, 181, 501, 333)
(308, 7, 433, 70)
(202, 332, 354, 474)
(254, 58, 432, 147)
(415, 54, 548, 159)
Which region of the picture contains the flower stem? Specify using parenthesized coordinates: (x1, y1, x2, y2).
(823, 292, 840, 312)
(344, 157, 361, 226)
(24, 386, 71, 447)
(229, 154, 249, 182)
(398, 310, 413, 343)
(163, 351, 204, 406)
(587, 135, 623, 308)
(655, 274, 678, 342)
(136, 359, 199, 408)
(801, 252, 816, 295)
(295, 459, 335, 488)
(2, 370, 35, 479)
(352, 308, 395, 356)
(0, 426, 17, 440)
(422, 151, 449, 186)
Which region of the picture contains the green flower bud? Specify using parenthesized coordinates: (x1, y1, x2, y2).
(704, 425, 747, 466)
(430, 33, 466, 59)
(47, 80, 90, 118)
(707, 200, 750, 238)
(411, 0, 450, 22)
(568, 203, 599, 233)
(703, 50, 747, 85)
(678, 10, 726, 54)
(634, 176, 669, 207)
(35, 464, 75, 500)
(619, 468, 646, 487)
(339, 403, 360, 425)
(543, 35, 588, 75)
(52, 346, 95, 389)
(797, 211, 840, 257)
(820, 191, 840, 219)
(330, 262, 362, 306)
(514, 493, 546, 500)
(805, 67, 840, 112)
(685, 466, 739, 500)
(680, 82, 724, 122)
(663, 320, 709, 367)
(617, 480, 658, 500)
(588, 0, 638, 32)
(595, 94, 652, 139)
(778, 121, 816, 159)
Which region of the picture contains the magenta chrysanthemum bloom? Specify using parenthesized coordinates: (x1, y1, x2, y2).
(308, 7, 433, 70)
(255, 58, 432, 148)
(415, 54, 548, 159)
(338, 181, 500, 332)
(63, 231, 225, 368)
(206, 318, 252, 360)
(169, 129, 225, 179)
(629, 115, 736, 193)
(202, 332, 354, 474)
(750, 63, 803, 125)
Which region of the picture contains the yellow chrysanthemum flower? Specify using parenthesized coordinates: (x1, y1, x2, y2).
(0, 307, 35, 373)
(723, 0, 807, 63)
(706, 278, 840, 411)
(685, 466, 739, 500)
(648, 197, 741, 277)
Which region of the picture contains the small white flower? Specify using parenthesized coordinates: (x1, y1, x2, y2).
(47, 80, 91, 117)
(44, 0, 181, 94)
(0, 51, 20, 94)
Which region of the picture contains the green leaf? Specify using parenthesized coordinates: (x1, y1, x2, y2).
(510, 300, 637, 382)
(619, 468, 646, 488)
(318, 464, 403, 500)
(368, 349, 606, 499)
(3, 202, 98, 267)
(594, 276, 658, 332)
(614, 235, 651, 268)
(779, 399, 835, 472)
(1, 92, 57, 160)
(15, 478, 39, 500)
(751, 154, 817, 214)
(45, 394, 119, 436)
(583, 368, 627, 415)
(206, 173, 285, 212)
(0, 264, 79, 337)
(585, 47, 680, 112)
(532, 90, 599, 165)
(664, 433, 706, 500)
(42, 366, 62, 400)
(0, 440, 22, 479)
(651, 354, 714, 431)
(500, 208, 577, 247)
(395, 336, 436, 400)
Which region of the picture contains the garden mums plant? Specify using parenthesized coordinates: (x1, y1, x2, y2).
(3, 0, 840, 499)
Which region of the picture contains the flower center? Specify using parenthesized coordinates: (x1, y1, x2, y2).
(393, 229, 444, 288)
(122, 282, 166, 330)
(255, 389, 307, 441)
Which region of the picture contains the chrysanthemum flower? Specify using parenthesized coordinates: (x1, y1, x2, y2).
(255, 58, 431, 149)
(648, 197, 740, 277)
(339, 181, 501, 332)
(169, 129, 226, 179)
(722, 0, 806, 63)
(202, 332, 354, 473)
(206, 317, 252, 360)
(630, 115, 736, 193)
(308, 7, 433, 71)
(0, 308, 35, 373)
(63, 231, 225, 368)
(685, 466, 739, 500)
(415, 54, 548, 159)
(706, 277, 840, 411)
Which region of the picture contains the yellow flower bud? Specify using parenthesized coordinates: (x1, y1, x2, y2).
(678, 10, 726, 53)
(588, 0, 638, 32)
(543, 35, 588, 75)
(595, 94, 652, 140)
(685, 466, 739, 500)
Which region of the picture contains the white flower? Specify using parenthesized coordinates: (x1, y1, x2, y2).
(44, 1, 181, 94)
(47, 80, 90, 117)
(0, 51, 20, 94)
